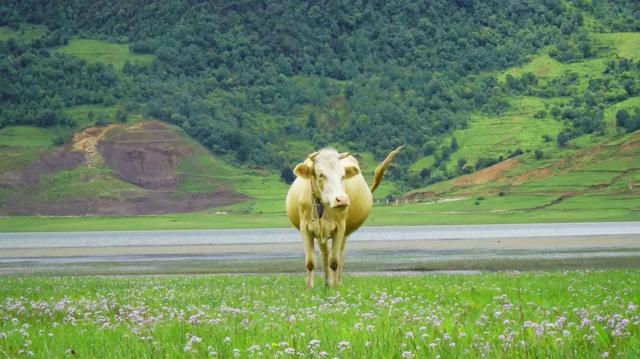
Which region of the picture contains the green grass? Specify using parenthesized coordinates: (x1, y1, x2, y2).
(593, 32, 640, 60)
(605, 97, 640, 127)
(0, 24, 47, 42)
(500, 54, 566, 81)
(56, 39, 154, 71)
(0, 127, 56, 175)
(0, 126, 56, 148)
(441, 98, 564, 170)
(409, 155, 435, 173)
(175, 136, 290, 214)
(519, 170, 619, 191)
(39, 166, 143, 201)
(176, 154, 223, 193)
(0, 212, 289, 232)
(64, 104, 119, 128)
(0, 271, 638, 358)
(1, 194, 638, 232)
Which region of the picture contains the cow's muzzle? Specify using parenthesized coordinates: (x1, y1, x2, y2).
(332, 195, 350, 208)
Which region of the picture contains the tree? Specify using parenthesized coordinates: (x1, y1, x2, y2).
(116, 104, 128, 123)
(280, 167, 296, 184)
(557, 131, 573, 147)
(307, 112, 317, 129)
(457, 157, 467, 169)
(616, 109, 630, 129)
(450, 136, 459, 151)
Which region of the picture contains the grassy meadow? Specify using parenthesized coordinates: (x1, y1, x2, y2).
(0, 24, 47, 42)
(56, 39, 154, 71)
(0, 271, 638, 358)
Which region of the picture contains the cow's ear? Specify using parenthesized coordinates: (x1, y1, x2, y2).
(344, 165, 360, 179)
(294, 163, 312, 178)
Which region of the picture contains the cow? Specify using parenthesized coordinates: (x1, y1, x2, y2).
(285, 146, 403, 288)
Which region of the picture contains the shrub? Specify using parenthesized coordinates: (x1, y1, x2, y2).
(53, 133, 72, 146)
(95, 118, 109, 127)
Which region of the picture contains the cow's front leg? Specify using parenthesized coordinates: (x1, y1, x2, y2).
(301, 224, 316, 289)
(337, 235, 348, 286)
(329, 222, 346, 288)
(319, 241, 330, 287)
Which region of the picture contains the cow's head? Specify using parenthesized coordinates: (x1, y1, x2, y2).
(294, 148, 360, 208)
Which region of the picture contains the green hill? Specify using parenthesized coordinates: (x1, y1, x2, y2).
(0, 1, 639, 230)
(405, 32, 640, 220)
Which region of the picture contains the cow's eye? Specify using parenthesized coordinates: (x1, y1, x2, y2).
(318, 173, 325, 179)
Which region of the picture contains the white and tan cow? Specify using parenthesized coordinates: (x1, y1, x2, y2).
(286, 146, 403, 288)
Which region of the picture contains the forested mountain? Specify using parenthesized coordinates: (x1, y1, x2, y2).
(2, 1, 637, 172)
(0, 1, 639, 220)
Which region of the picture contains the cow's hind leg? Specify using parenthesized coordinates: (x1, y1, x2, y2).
(319, 241, 330, 287)
(302, 226, 316, 289)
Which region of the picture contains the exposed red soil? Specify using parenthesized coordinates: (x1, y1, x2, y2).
(453, 158, 518, 187)
(97, 121, 192, 190)
(17, 148, 86, 187)
(620, 132, 640, 153)
(510, 167, 554, 186)
(0, 121, 249, 216)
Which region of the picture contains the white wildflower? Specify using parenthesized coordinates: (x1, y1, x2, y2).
(337, 341, 350, 352)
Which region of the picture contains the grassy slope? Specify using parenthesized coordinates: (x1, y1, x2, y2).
(0, 271, 638, 358)
(0, 24, 47, 42)
(407, 31, 640, 223)
(0, 127, 56, 204)
(56, 39, 154, 70)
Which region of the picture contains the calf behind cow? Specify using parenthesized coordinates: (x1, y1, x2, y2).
(285, 146, 403, 288)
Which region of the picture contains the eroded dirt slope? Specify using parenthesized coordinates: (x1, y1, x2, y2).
(0, 121, 248, 216)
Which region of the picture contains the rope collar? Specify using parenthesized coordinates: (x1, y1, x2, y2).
(310, 177, 325, 219)
(314, 196, 325, 219)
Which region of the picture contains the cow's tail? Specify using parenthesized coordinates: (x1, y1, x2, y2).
(370, 145, 404, 193)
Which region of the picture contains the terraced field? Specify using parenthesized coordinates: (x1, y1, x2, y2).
(407, 32, 640, 220)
